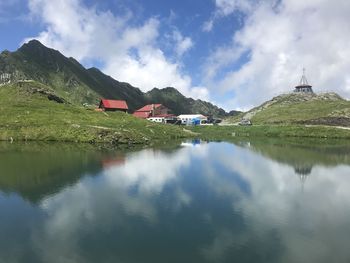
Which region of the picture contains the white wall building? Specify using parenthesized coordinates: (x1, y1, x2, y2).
(177, 114, 207, 125)
(147, 115, 178, 124)
(147, 117, 165, 123)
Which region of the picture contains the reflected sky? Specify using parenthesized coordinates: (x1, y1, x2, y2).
(1, 141, 350, 263)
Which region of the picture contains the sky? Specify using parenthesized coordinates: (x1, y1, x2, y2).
(1, 0, 350, 111)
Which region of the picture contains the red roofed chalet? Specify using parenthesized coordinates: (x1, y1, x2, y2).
(99, 99, 128, 113)
(133, 104, 170, 119)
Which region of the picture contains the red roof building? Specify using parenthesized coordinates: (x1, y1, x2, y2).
(99, 99, 128, 112)
(132, 104, 170, 119)
(136, 104, 162, 112)
(133, 111, 152, 119)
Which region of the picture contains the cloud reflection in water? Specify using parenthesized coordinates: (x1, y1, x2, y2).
(1, 141, 350, 263)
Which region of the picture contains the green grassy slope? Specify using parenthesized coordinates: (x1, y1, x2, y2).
(0, 40, 230, 115)
(1, 40, 101, 104)
(223, 92, 350, 126)
(251, 93, 350, 125)
(0, 81, 188, 144)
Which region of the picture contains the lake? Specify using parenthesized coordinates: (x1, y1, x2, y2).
(1, 139, 350, 263)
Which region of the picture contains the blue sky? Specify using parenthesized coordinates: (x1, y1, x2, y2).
(1, 0, 350, 110)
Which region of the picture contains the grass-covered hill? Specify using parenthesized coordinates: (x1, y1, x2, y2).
(225, 92, 350, 126)
(0, 40, 146, 109)
(0, 81, 188, 144)
(0, 40, 228, 117)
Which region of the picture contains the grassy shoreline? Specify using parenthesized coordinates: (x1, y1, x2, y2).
(190, 124, 350, 141)
(3, 124, 350, 145)
(0, 124, 188, 145)
(0, 113, 190, 145)
(0, 82, 189, 145)
(2, 82, 350, 145)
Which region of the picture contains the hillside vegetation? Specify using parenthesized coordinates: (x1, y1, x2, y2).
(0, 40, 228, 117)
(0, 81, 188, 144)
(144, 87, 241, 117)
(225, 92, 350, 126)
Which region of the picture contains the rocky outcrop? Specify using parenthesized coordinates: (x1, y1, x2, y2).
(17, 80, 67, 104)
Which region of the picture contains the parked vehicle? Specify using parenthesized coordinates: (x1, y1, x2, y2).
(239, 118, 252, 126)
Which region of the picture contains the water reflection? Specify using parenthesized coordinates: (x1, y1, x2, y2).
(237, 138, 350, 187)
(0, 143, 103, 203)
(1, 140, 350, 263)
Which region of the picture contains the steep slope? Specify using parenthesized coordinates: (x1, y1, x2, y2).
(144, 87, 232, 117)
(0, 40, 101, 104)
(87, 67, 146, 110)
(0, 40, 145, 109)
(0, 40, 232, 115)
(244, 92, 350, 126)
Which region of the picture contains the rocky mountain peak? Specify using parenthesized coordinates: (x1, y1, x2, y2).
(0, 40, 230, 116)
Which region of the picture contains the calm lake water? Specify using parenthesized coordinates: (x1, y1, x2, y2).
(1, 139, 350, 263)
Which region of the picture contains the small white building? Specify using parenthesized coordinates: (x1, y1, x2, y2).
(147, 115, 178, 124)
(178, 114, 208, 125)
(147, 117, 165, 123)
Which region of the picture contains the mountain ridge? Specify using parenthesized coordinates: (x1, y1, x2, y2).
(0, 39, 236, 117)
(144, 87, 238, 116)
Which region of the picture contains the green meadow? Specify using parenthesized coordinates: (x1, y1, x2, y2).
(0, 81, 188, 144)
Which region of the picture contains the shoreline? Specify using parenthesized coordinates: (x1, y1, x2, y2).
(1, 124, 350, 146)
(190, 124, 350, 140)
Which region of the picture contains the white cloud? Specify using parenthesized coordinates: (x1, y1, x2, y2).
(197, 142, 350, 262)
(204, 0, 350, 109)
(30, 145, 209, 262)
(23, 0, 350, 111)
(202, 0, 256, 32)
(25, 0, 208, 100)
(215, 0, 255, 16)
(1, 141, 350, 262)
(202, 19, 214, 32)
(172, 30, 194, 57)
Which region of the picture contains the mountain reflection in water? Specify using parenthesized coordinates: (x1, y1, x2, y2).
(0, 140, 350, 263)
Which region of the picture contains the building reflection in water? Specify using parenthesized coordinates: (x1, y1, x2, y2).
(294, 165, 312, 189)
(101, 155, 126, 169)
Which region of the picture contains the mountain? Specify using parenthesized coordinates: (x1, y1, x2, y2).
(0, 40, 230, 116)
(144, 87, 230, 117)
(227, 92, 350, 126)
(0, 40, 146, 110)
(86, 67, 146, 110)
